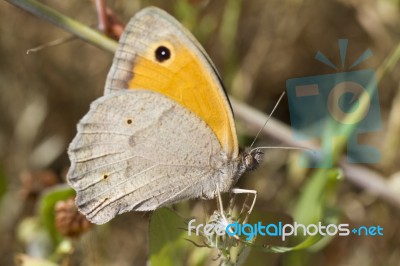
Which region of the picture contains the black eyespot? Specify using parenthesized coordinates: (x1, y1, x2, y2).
(155, 46, 171, 62)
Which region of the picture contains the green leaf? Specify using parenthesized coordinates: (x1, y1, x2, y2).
(281, 169, 343, 265)
(293, 168, 342, 227)
(150, 208, 191, 266)
(38, 185, 75, 243)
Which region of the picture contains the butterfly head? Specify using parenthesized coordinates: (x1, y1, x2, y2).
(241, 148, 263, 172)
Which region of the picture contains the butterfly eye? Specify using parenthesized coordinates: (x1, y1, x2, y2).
(155, 46, 171, 62)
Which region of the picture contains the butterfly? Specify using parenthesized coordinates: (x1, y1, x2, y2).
(67, 6, 262, 224)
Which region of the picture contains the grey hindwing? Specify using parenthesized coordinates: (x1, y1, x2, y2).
(67, 90, 231, 224)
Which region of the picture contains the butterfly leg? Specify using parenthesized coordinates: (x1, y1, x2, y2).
(215, 185, 244, 242)
(215, 184, 227, 221)
(227, 192, 237, 216)
(230, 188, 257, 218)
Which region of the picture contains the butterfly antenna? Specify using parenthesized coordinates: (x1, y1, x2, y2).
(249, 91, 286, 149)
(251, 146, 315, 153)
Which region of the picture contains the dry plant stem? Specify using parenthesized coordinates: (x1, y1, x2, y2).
(92, 0, 124, 39)
(231, 98, 400, 208)
(340, 163, 400, 207)
(95, 0, 108, 33)
(355, 4, 393, 53)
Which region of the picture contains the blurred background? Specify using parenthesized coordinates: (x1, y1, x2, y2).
(1, 0, 400, 265)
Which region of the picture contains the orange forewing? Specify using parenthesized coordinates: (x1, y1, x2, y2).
(127, 40, 238, 157)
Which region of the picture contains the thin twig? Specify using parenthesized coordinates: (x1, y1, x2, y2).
(5, 0, 118, 53)
(95, 0, 107, 33)
(26, 35, 76, 54)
